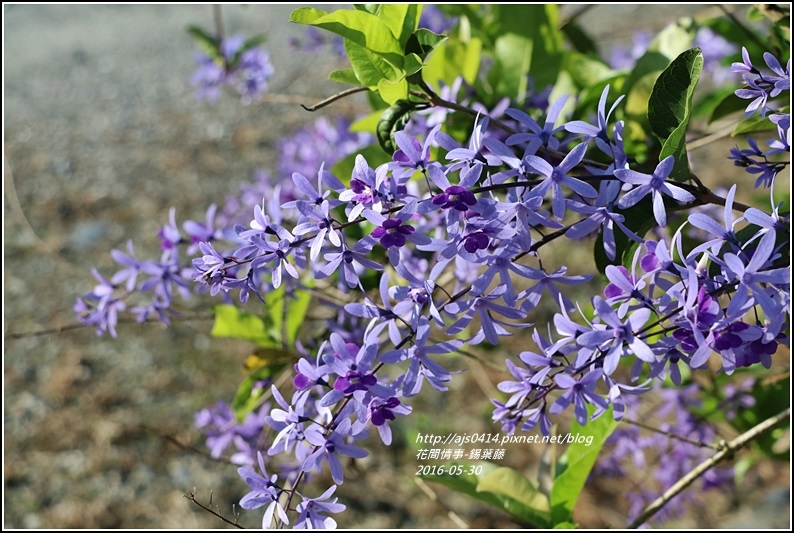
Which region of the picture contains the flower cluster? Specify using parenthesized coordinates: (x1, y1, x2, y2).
(190, 34, 274, 104)
(730, 47, 790, 187)
(75, 33, 790, 527)
(183, 81, 786, 525)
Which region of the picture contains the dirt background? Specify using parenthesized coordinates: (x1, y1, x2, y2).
(4, 4, 790, 529)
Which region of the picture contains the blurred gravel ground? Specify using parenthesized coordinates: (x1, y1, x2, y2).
(3, 4, 790, 530)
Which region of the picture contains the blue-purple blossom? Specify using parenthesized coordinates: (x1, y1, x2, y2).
(191, 34, 274, 104)
(302, 417, 368, 484)
(549, 369, 609, 426)
(524, 142, 598, 220)
(578, 297, 656, 376)
(238, 451, 289, 528)
(615, 155, 695, 227)
(294, 485, 346, 529)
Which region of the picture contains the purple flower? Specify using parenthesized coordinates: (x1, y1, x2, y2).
(578, 297, 656, 376)
(302, 417, 368, 484)
(316, 239, 383, 289)
(74, 268, 126, 337)
(524, 142, 598, 220)
(505, 94, 570, 157)
(369, 396, 411, 445)
(294, 485, 346, 529)
(615, 155, 695, 227)
(391, 125, 442, 178)
(549, 369, 609, 426)
(565, 84, 626, 148)
(722, 230, 790, 319)
(237, 451, 289, 528)
(190, 34, 274, 105)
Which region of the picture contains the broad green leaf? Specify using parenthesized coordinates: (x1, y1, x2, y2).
(329, 67, 362, 85)
(550, 406, 620, 525)
(491, 32, 533, 99)
(376, 4, 422, 49)
(350, 110, 382, 133)
(377, 77, 409, 105)
(563, 52, 615, 90)
(553, 522, 578, 529)
(352, 4, 379, 15)
(477, 467, 552, 527)
(561, 21, 598, 56)
(403, 52, 424, 76)
(624, 18, 696, 119)
(290, 7, 405, 69)
(264, 284, 285, 345)
(345, 39, 401, 87)
(423, 37, 482, 87)
(423, 461, 551, 527)
(733, 114, 777, 136)
(648, 47, 703, 182)
(285, 280, 313, 345)
(211, 304, 277, 347)
(405, 28, 448, 60)
(489, 5, 564, 92)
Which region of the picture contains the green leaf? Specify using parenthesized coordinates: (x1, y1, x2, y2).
(550, 406, 620, 525)
(648, 47, 704, 181)
(290, 7, 405, 69)
(488, 5, 564, 94)
(345, 39, 402, 87)
(376, 4, 421, 49)
(405, 28, 448, 60)
(561, 21, 598, 56)
(352, 4, 379, 15)
(477, 467, 552, 527)
(623, 18, 696, 120)
(422, 461, 551, 527)
(210, 304, 277, 347)
(733, 114, 777, 136)
(422, 37, 482, 87)
(491, 32, 533, 99)
(285, 280, 313, 346)
(187, 25, 222, 62)
(264, 284, 285, 345)
(563, 52, 615, 90)
(231, 361, 288, 422)
(329, 67, 363, 85)
(377, 77, 409, 105)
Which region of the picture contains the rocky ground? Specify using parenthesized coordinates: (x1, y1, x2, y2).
(4, 4, 789, 529)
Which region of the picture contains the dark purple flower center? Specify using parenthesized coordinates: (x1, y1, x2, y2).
(463, 231, 489, 253)
(371, 218, 414, 248)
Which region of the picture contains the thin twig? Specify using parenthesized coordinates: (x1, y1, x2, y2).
(212, 4, 225, 45)
(300, 86, 369, 112)
(628, 407, 791, 528)
(184, 490, 245, 529)
(4, 313, 214, 340)
(623, 418, 721, 450)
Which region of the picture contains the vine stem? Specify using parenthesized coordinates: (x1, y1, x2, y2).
(628, 406, 791, 528)
(300, 86, 369, 112)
